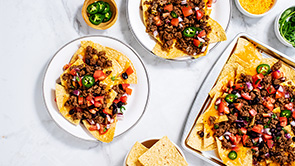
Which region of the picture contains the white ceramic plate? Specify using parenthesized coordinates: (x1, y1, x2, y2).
(43, 35, 150, 141)
(127, 0, 231, 60)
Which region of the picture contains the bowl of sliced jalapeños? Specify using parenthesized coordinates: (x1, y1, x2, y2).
(82, 0, 118, 30)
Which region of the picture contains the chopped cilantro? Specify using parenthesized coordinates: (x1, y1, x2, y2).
(214, 124, 219, 129)
(272, 114, 277, 119)
(291, 98, 294, 102)
(215, 105, 218, 110)
(111, 76, 118, 81)
(264, 125, 269, 128)
(276, 136, 280, 140)
(267, 119, 271, 125)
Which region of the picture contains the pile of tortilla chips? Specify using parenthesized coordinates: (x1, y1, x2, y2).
(126, 136, 188, 166)
(142, 0, 227, 59)
(55, 41, 137, 143)
(186, 38, 295, 165)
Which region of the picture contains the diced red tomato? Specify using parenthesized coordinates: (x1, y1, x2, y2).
(285, 103, 293, 110)
(228, 88, 233, 94)
(266, 85, 276, 94)
(196, 10, 204, 20)
(93, 70, 107, 81)
(242, 92, 251, 100)
(231, 146, 240, 152)
(252, 124, 263, 134)
(207, 0, 213, 7)
(251, 146, 259, 152)
(293, 111, 295, 119)
(242, 135, 249, 145)
(125, 88, 133, 95)
(89, 125, 97, 131)
(279, 117, 288, 127)
(197, 30, 206, 38)
(86, 96, 94, 106)
(266, 97, 276, 103)
(249, 109, 257, 116)
(69, 69, 77, 76)
(78, 96, 84, 105)
(234, 103, 243, 111)
(120, 96, 128, 103)
(263, 134, 273, 140)
(153, 16, 161, 26)
(218, 101, 229, 114)
(233, 83, 244, 90)
(229, 80, 234, 88)
(276, 91, 284, 99)
(193, 39, 201, 47)
(240, 127, 247, 135)
(54, 98, 56, 102)
(163, 4, 173, 12)
(267, 140, 274, 148)
(121, 84, 130, 90)
(252, 74, 264, 88)
(181, 6, 193, 17)
(94, 101, 102, 107)
(89, 109, 97, 114)
(252, 137, 259, 144)
(229, 134, 241, 145)
(103, 109, 109, 115)
(113, 99, 119, 104)
(263, 101, 274, 111)
(126, 66, 134, 76)
(94, 96, 104, 103)
(272, 71, 282, 79)
(78, 78, 82, 87)
(99, 124, 108, 135)
(262, 113, 271, 117)
(171, 18, 179, 26)
(86, 96, 93, 101)
(63, 63, 71, 70)
(235, 135, 241, 145)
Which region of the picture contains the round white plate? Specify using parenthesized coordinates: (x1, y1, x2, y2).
(127, 0, 232, 60)
(43, 35, 150, 141)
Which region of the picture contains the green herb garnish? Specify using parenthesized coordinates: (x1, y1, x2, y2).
(111, 76, 118, 81)
(279, 7, 295, 47)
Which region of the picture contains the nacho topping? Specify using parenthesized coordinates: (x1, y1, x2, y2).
(239, 0, 274, 15)
(144, 0, 211, 55)
(212, 61, 295, 165)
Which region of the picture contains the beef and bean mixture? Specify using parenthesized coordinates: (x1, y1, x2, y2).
(208, 61, 295, 165)
(144, 0, 211, 55)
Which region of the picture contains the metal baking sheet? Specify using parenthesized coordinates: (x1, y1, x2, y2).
(181, 33, 295, 165)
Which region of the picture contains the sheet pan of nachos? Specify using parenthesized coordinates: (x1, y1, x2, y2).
(182, 33, 295, 166)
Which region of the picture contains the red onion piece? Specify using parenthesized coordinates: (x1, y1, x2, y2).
(265, 153, 270, 158)
(236, 93, 241, 98)
(257, 84, 262, 89)
(246, 82, 253, 91)
(153, 31, 158, 37)
(74, 68, 80, 72)
(72, 90, 80, 96)
(87, 119, 95, 125)
(224, 131, 231, 136)
(290, 121, 295, 126)
(285, 133, 291, 139)
(213, 0, 217, 3)
(218, 136, 224, 140)
(96, 123, 100, 130)
(181, 0, 187, 5)
(178, 17, 183, 22)
(195, 7, 200, 11)
(285, 92, 290, 98)
(106, 115, 111, 122)
(201, 46, 207, 53)
(278, 86, 284, 92)
(117, 114, 124, 121)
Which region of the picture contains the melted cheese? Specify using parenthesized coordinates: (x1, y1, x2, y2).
(239, 0, 274, 15)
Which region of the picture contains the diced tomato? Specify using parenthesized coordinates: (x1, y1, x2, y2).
(94, 101, 102, 107)
(113, 99, 119, 104)
(89, 125, 98, 131)
(126, 66, 134, 76)
(235, 135, 241, 145)
(86, 96, 94, 106)
(197, 30, 206, 38)
(252, 74, 264, 88)
(78, 78, 82, 87)
(54, 98, 56, 102)
(272, 71, 282, 79)
(266, 85, 276, 94)
(242, 92, 251, 100)
(171, 18, 179, 26)
(233, 83, 244, 90)
(207, 0, 213, 7)
(125, 88, 133, 95)
(89, 109, 97, 114)
(266, 97, 276, 103)
(293, 111, 295, 119)
(229, 134, 241, 145)
(63, 64, 70, 70)
(93, 70, 107, 81)
(153, 16, 161, 26)
(181, 6, 193, 17)
(155, 20, 161, 26)
(252, 124, 263, 134)
(121, 84, 130, 90)
(196, 10, 204, 20)
(229, 80, 234, 88)
(267, 140, 274, 149)
(103, 109, 109, 115)
(94, 96, 104, 103)
(251, 146, 259, 152)
(242, 135, 249, 145)
(120, 96, 128, 103)
(86, 96, 93, 101)
(263, 101, 274, 111)
(231, 146, 240, 152)
(279, 117, 288, 127)
(240, 127, 247, 135)
(218, 101, 229, 114)
(193, 39, 201, 47)
(252, 137, 259, 144)
(234, 103, 243, 111)
(285, 103, 293, 110)
(222, 86, 230, 93)
(69, 69, 77, 76)
(262, 113, 271, 117)
(249, 109, 257, 116)
(163, 4, 173, 12)
(99, 124, 108, 135)
(276, 91, 284, 99)
(153, 15, 160, 21)
(78, 96, 84, 105)
(228, 88, 233, 94)
(263, 134, 273, 140)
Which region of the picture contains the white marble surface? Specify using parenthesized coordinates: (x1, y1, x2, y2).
(1, 0, 295, 165)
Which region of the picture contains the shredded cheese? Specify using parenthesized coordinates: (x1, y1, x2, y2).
(239, 0, 274, 15)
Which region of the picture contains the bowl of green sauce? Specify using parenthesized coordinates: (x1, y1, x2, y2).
(274, 6, 295, 48)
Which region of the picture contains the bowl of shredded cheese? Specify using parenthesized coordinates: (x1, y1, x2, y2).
(235, 0, 277, 18)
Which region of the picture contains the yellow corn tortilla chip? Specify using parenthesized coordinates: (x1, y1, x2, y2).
(55, 84, 80, 125)
(138, 136, 188, 166)
(60, 58, 85, 89)
(82, 117, 117, 143)
(127, 142, 148, 166)
(216, 138, 252, 166)
(207, 18, 227, 43)
(100, 59, 123, 89)
(187, 123, 216, 151)
(103, 89, 118, 115)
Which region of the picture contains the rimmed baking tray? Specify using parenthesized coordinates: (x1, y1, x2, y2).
(181, 33, 295, 165)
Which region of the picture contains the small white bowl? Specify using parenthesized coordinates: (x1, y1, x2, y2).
(123, 138, 187, 166)
(274, 6, 295, 47)
(235, 0, 277, 18)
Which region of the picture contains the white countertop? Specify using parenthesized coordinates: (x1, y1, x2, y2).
(1, 0, 295, 165)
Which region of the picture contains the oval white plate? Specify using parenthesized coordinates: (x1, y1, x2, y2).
(43, 35, 150, 141)
(127, 0, 231, 60)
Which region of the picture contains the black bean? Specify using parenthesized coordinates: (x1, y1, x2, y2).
(100, 112, 106, 118)
(92, 114, 97, 118)
(259, 141, 264, 148)
(277, 126, 282, 131)
(117, 101, 123, 108)
(231, 90, 237, 94)
(276, 132, 282, 136)
(292, 137, 295, 142)
(274, 84, 280, 90)
(93, 93, 98, 96)
(270, 128, 275, 133)
(237, 123, 242, 128)
(95, 81, 100, 85)
(112, 108, 117, 115)
(199, 132, 204, 137)
(69, 109, 75, 115)
(269, 151, 274, 156)
(85, 58, 90, 65)
(248, 100, 253, 105)
(254, 97, 260, 102)
(122, 72, 128, 80)
(256, 120, 262, 124)
(229, 103, 234, 108)
(157, 7, 162, 12)
(119, 84, 123, 90)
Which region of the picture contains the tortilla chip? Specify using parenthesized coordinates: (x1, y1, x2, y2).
(138, 136, 188, 166)
(100, 59, 123, 89)
(55, 84, 80, 125)
(127, 142, 148, 166)
(82, 117, 117, 143)
(60, 58, 85, 89)
(216, 138, 252, 166)
(207, 18, 227, 43)
(103, 89, 118, 115)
